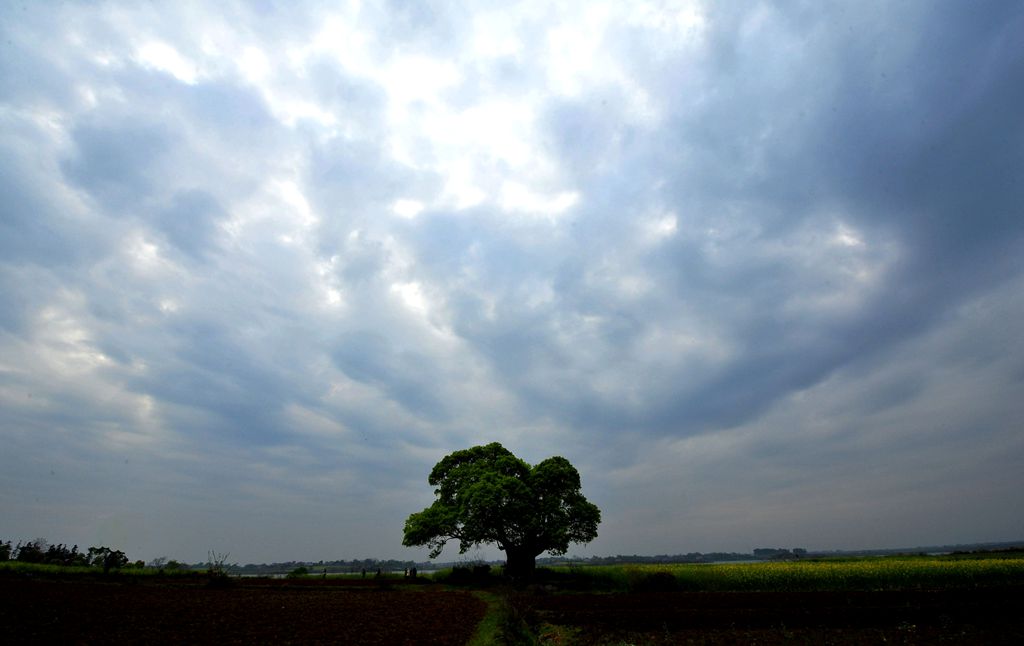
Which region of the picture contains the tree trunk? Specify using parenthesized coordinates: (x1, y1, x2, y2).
(504, 547, 537, 581)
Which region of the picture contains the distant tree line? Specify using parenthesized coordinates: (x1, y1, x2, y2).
(0, 538, 143, 572)
(541, 552, 756, 566)
(232, 558, 422, 576)
(753, 548, 808, 560)
(538, 549, 809, 566)
(0, 540, 430, 577)
(146, 556, 189, 571)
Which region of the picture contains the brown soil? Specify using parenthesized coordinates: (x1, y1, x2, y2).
(5, 573, 1022, 644)
(0, 575, 485, 645)
(514, 586, 1024, 644)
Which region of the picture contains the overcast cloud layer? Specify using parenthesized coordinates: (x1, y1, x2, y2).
(2, 1, 1023, 564)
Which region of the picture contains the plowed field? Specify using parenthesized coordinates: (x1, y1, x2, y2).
(0, 576, 485, 645)
(514, 586, 1024, 644)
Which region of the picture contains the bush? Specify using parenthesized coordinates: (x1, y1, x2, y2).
(44, 544, 88, 567)
(435, 564, 495, 586)
(15, 540, 47, 564)
(87, 547, 129, 573)
(287, 566, 309, 578)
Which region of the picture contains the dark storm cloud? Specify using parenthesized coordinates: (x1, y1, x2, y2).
(489, 0, 1024, 438)
(120, 321, 294, 443)
(182, 82, 278, 137)
(309, 137, 408, 219)
(0, 152, 80, 267)
(62, 122, 171, 208)
(541, 96, 635, 177)
(332, 331, 450, 420)
(155, 190, 225, 259)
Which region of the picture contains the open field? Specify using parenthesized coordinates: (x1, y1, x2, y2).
(2, 555, 1023, 644)
(514, 586, 1024, 644)
(548, 554, 1024, 592)
(510, 556, 1024, 643)
(0, 574, 485, 645)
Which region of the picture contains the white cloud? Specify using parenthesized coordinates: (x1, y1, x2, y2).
(499, 182, 578, 217)
(392, 198, 425, 219)
(136, 41, 199, 84)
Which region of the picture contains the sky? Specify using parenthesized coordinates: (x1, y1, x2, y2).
(2, 0, 1023, 565)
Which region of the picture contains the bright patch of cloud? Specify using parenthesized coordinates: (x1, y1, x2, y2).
(390, 281, 429, 317)
(833, 223, 865, 248)
(238, 46, 271, 84)
(392, 199, 425, 219)
(641, 211, 679, 244)
(500, 182, 578, 217)
(136, 41, 199, 84)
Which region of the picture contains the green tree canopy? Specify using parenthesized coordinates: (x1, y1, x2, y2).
(402, 442, 600, 578)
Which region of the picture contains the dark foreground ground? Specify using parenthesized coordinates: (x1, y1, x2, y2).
(3, 574, 1023, 644)
(0, 575, 484, 645)
(514, 585, 1024, 644)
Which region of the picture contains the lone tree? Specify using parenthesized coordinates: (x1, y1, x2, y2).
(402, 442, 600, 579)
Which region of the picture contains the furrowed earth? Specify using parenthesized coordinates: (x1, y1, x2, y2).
(513, 586, 1024, 644)
(3, 569, 1023, 644)
(0, 575, 484, 645)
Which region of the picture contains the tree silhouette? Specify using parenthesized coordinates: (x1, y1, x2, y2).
(403, 442, 600, 579)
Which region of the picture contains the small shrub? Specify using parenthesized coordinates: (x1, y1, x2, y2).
(447, 566, 474, 584)
(435, 563, 496, 586)
(287, 566, 309, 578)
(205, 550, 234, 588)
(473, 564, 492, 578)
(87, 546, 129, 573)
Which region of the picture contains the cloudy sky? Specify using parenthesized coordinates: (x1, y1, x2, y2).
(2, 1, 1023, 565)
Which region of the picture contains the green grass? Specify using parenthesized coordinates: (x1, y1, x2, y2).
(467, 590, 536, 646)
(548, 556, 1024, 592)
(0, 561, 199, 578)
(0, 561, 98, 576)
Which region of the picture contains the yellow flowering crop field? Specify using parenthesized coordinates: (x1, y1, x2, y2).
(562, 555, 1024, 591)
